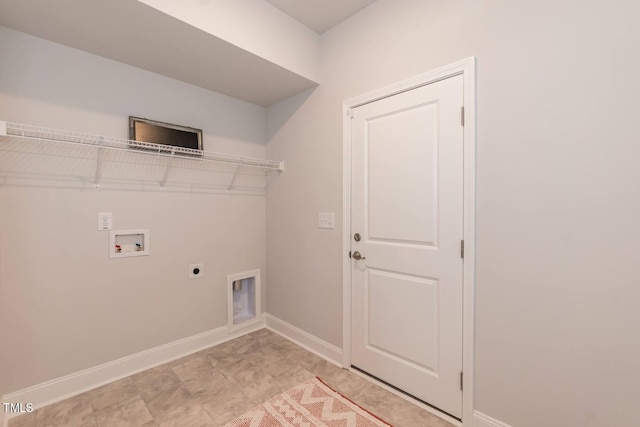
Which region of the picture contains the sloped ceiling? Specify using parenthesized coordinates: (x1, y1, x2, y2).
(0, 0, 327, 106)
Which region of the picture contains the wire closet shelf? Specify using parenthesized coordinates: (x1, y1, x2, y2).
(0, 121, 284, 195)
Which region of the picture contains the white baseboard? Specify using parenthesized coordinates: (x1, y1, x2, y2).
(474, 411, 512, 427)
(264, 314, 342, 366)
(1, 319, 265, 423)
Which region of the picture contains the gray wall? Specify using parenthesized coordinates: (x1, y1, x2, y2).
(3, 1, 640, 425)
(266, 1, 640, 426)
(0, 26, 268, 396)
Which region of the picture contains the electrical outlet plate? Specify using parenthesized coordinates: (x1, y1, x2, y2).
(318, 212, 335, 229)
(189, 263, 204, 279)
(98, 212, 112, 231)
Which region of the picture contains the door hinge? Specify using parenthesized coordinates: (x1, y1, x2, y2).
(461, 240, 464, 259)
(460, 372, 463, 391)
(461, 106, 465, 126)
(348, 250, 352, 259)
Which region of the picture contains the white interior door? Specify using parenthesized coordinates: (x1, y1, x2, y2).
(350, 74, 464, 418)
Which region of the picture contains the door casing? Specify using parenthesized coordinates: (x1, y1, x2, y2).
(342, 57, 476, 425)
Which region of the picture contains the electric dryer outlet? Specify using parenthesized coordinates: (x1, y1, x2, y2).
(189, 263, 204, 278)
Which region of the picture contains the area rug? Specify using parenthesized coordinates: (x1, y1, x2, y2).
(223, 376, 393, 427)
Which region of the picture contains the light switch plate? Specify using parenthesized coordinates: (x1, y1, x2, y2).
(318, 212, 335, 229)
(98, 212, 112, 231)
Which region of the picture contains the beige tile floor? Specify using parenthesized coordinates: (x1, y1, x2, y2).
(8, 329, 454, 427)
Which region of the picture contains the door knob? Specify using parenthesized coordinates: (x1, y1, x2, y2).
(352, 251, 366, 260)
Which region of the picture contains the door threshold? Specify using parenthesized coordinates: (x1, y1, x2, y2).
(350, 365, 462, 426)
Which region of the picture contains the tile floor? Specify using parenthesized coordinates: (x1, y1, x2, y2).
(8, 329, 454, 427)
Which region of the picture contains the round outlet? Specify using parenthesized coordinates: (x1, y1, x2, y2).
(188, 263, 204, 279)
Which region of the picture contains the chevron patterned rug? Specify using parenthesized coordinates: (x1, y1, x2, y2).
(223, 377, 393, 427)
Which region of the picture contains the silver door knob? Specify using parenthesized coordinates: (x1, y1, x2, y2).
(352, 251, 366, 260)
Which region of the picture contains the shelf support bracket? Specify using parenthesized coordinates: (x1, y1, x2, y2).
(160, 149, 175, 189)
(264, 169, 282, 194)
(95, 137, 105, 188)
(227, 164, 242, 192)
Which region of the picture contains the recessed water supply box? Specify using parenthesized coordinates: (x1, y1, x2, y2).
(227, 269, 261, 329)
(109, 229, 149, 258)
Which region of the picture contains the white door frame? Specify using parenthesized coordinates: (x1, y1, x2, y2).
(342, 57, 476, 425)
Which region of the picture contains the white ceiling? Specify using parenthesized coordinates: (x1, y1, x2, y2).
(0, 0, 378, 106)
(266, 0, 377, 34)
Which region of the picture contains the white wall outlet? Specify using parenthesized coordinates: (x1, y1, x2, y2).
(189, 263, 204, 279)
(98, 212, 112, 231)
(318, 212, 335, 229)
